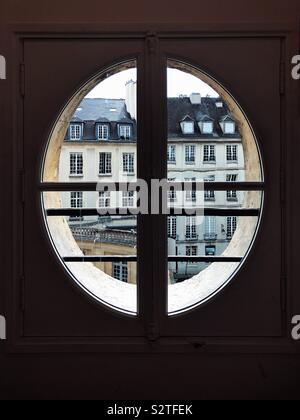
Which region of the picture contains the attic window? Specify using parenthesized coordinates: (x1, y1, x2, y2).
(70, 124, 82, 140)
(201, 121, 214, 134)
(97, 124, 109, 140)
(181, 121, 194, 135)
(119, 124, 132, 140)
(224, 121, 236, 134)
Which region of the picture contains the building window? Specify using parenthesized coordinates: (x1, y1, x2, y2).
(113, 262, 128, 283)
(70, 153, 83, 176)
(168, 216, 177, 239)
(119, 125, 132, 140)
(204, 175, 215, 201)
(186, 216, 197, 240)
(70, 124, 82, 140)
(186, 246, 198, 264)
(202, 121, 214, 134)
(98, 191, 111, 208)
(70, 191, 83, 208)
(205, 245, 216, 256)
(227, 217, 237, 239)
(167, 145, 176, 164)
(99, 153, 112, 175)
(185, 177, 196, 202)
(97, 124, 109, 140)
(226, 174, 238, 201)
(203, 145, 216, 163)
(181, 121, 194, 134)
(227, 145, 238, 162)
(168, 178, 177, 203)
(122, 191, 135, 208)
(185, 145, 196, 164)
(204, 216, 217, 241)
(123, 153, 135, 174)
(70, 192, 83, 222)
(224, 121, 236, 134)
(41, 58, 264, 316)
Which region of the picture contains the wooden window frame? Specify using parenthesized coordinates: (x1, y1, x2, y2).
(2, 22, 296, 355)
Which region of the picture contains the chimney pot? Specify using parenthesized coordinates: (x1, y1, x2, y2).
(190, 93, 201, 105)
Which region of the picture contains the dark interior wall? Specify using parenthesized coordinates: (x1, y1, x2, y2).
(2, 0, 300, 23)
(1, 0, 300, 401)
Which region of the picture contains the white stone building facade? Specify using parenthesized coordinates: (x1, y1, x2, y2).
(59, 89, 245, 282)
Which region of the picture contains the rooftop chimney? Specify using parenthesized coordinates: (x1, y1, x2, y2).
(190, 93, 201, 105)
(125, 79, 137, 120)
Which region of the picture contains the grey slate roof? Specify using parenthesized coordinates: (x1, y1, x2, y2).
(73, 98, 130, 122)
(66, 98, 136, 142)
(65, 96, 240, 143)
(168, 96, 240, 139)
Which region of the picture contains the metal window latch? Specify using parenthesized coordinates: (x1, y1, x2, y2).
(146, 32, 158, 55)
(147, 322, 159, 342)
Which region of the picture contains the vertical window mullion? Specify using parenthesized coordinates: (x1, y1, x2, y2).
(140, 37, 167, 337)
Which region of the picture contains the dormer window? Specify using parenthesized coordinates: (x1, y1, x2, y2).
(224, 121, 236, 134)
(97, 124, 109, 140)
(119, 124, 132, 140)
(201, 121, 214, 134)
(69, 124, 82, 140)
(220, 116, 236, 135)
(181, 121, 194, 135)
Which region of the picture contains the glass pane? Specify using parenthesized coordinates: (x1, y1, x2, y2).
(167, 60, 264, 315)
(42, 62, 138, 315)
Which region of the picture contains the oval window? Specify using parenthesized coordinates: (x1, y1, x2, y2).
(41, 59, 264, 317)
(167, 59, 264, 315)
(42, 61, 139, 315)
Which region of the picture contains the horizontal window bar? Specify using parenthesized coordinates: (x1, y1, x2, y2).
(46, 208, 260, 217)
(168, 208, 260, 216)
(46, 208, 138, 216)
(169, 256, 243, 263)
(63, 255, 242, 263)
(39, 182, 138, 192)
(63, 255, 137, 263)
(40, 181, 265, 192)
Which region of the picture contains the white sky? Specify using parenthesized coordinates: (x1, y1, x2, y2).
(87, 68, 218, 99)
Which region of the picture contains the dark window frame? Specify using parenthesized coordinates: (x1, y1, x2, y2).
(4, 23, 292, 354)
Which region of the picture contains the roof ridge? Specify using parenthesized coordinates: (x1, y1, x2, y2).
(82, 97, 125, 101)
